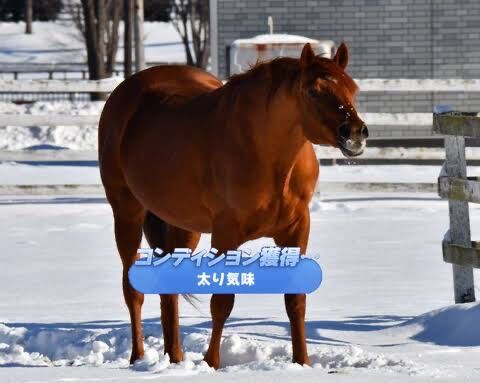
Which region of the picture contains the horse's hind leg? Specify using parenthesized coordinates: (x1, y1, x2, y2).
(143, 212, 201, 363)
(108, 187, 146, 364)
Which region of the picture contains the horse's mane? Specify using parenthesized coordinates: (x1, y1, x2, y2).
(223, 56, 358, 105)
(225, 57, 301, 103)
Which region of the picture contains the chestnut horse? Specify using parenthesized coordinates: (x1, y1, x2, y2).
(99, 42, 367, 369)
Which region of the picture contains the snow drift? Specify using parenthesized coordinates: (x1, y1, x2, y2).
(0, 320, 428, 376)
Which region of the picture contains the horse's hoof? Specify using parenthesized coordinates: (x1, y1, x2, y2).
(167, 351, 184, 364)
(129, 351, 145, 364)
(292, 357, 310, 366)
(203, 353, 220, 369)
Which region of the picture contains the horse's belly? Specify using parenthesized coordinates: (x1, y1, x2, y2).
(124, 157, 212, 233)
(150, 203, 212, 233)
(130, 180, 213, 233)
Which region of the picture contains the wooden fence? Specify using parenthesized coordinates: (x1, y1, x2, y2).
(0, 78, 480, 195)
(0, 61, 181, 80)
(1, 78, 480, 127)
(434, 110, 480, 304)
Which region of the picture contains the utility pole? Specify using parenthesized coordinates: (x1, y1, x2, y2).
(25, 0, 33, 34)
(134, 0, 145, 72)
(124, 0, 133, 78)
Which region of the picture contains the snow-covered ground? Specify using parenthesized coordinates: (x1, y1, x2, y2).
(0, 21, 185, 65)
(0, 101, 103, 150)
(2, 163, 480, 381)
(2, 18, 480, 383)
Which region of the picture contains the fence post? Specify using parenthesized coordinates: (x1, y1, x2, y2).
(445, 135, 476, 303)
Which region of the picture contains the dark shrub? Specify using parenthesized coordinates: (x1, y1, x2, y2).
(144, 0, 171, 22)
(0, 0, 63, 22)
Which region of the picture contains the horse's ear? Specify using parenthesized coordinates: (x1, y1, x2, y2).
(333, 42, 349, 69)
(300, 43, 315, 68)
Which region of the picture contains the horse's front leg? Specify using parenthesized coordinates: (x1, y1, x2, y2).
(204, 213, 243, 369)
(274, 207, 311, 366)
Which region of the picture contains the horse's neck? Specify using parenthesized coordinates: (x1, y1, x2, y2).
(222, 83, 306, 172)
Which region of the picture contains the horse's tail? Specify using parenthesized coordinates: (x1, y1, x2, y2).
(143, 211, 201, 310)
(182, 293, 201, 310)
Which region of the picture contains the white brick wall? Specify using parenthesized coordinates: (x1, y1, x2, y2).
(215, 0, 480, 138)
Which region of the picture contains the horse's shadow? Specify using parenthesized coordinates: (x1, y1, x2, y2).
(204, 314, 414, 346)
(7, 314, 411, 350)
(10, 310, 477, 362)
(8, 313, 411, 333)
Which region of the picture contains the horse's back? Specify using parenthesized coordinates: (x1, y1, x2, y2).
(98, 65, 222, 192)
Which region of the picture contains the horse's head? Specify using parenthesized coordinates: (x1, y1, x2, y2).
(297, 42, 368, 157)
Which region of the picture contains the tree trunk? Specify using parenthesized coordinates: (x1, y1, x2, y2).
(106, 3, 121, 75)
(124, 0, 134, 78)
(81, 0, 99, 79)
(95, 0, 107, 80)
(134, 0, 145, 72)
(172, 0, 210, 69)
(25, 0, 33, 34)
(81, 0, 118, 100)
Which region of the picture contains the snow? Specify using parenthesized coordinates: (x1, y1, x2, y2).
(2, 20, 480, 379)
(398, 302, 480, 347)
(0, 101, 103, 150)
(0, 21, 185, 65)
(0, 124, 99, 150)
(2, 180, 480, 381)
(3, 15, 480, 383)
(232, 34, 321, 46)
(230, 34, 335, 75)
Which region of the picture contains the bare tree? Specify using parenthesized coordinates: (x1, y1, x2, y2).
(124, 0, 133, 78)
(66, 1, 84, 35)
(73, 0, 122, 99)
(171, 0, 209, 69)
(134, 0, 145, 72)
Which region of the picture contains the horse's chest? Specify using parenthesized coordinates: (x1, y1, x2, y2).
(231, 193, 299, 238)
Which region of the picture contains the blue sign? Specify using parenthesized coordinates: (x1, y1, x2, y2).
(129, 247, 322, 294)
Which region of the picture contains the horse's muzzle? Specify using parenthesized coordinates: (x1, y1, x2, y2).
(338, 139, 366, 157)
(337, 123, 368, 157)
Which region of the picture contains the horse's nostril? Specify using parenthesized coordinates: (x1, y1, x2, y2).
(361, 125, 369, 139)
(339, 123, 350, 139)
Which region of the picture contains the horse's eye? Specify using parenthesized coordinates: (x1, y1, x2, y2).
(325, 76, 338, 84)
(308, 88, 320, 99)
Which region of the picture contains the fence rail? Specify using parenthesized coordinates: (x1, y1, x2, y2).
(0, 114, 100, 126)
(0, 112, 434, 128)
(0, 181, 438, 197)
(6, 146, 480, 164)
(0, 61, 181, 80)
(0, 78, 122, 92)
(356, 78, 480, 92)
(3, 77, 480, 92)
